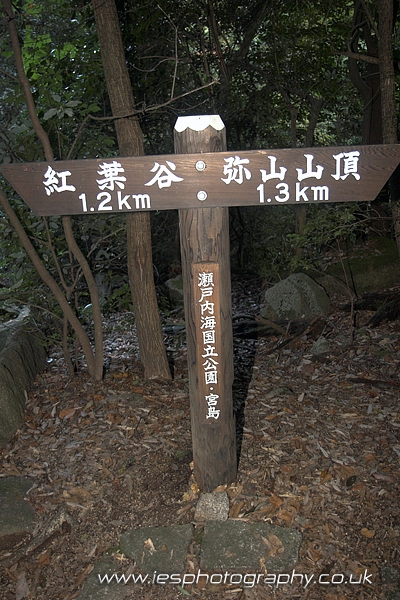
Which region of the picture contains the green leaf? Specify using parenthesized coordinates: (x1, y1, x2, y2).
(87, 104, 101, 113)
(176, 587, 192, 597)
(43, 108, 58, 121)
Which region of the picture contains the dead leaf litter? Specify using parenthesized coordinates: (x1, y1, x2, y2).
(1, 281, 399, 599)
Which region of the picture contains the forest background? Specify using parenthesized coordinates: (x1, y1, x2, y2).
(0, 0, 399, 380)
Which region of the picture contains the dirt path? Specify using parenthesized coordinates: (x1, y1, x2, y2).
(1, 289, 399, 599)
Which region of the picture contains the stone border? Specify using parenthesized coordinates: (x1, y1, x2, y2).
(0, 308, 46, 448)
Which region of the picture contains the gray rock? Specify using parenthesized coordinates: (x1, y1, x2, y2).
(0, 477, 36, 551)
(164, 275, 184, 307)
(0, 310, 46, 448)
(194, 492, 229, 522)
(200, 520, 302, 572)
(261, 273, 330, 321)
(381, 565, 400, 600)
(312, 336, 331, 355)
(120, 524, 193, 574)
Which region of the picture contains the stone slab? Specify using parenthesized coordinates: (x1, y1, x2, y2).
(120, 524, 193, 575)
(0, 477, 36, 550)
(200, 521, 302, 572)
(194, 492, 229, 521)
(78, 557, 134, 600)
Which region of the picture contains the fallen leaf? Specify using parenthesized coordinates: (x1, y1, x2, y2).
(281, 464, 294, 475)
(268, 533, 284, 551)
(39, 552, 51, 566)
(229, 500, 245, 518)
(372, 472, 396, 482)
(360, 527, 375, 538)
(276, 508, 295, 524)
(269, 493, 283, 508)
(16, 573, 29, 600)
(213, 484, 227, 493)
(321, 469, 333, 483)
(144, 538, 156, 554)
(59, 407, 78, 419)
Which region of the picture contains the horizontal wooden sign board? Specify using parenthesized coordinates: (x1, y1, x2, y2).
(2, 144, 400, 216)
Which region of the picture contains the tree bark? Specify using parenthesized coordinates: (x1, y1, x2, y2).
(3, 0, 103, 378)
(174, 116, 237, 491)
(378, 0, 397, 145)
(62, 217, 103, 380)
(348, 0, 383, 145)
(377, 0, 400, 256)
(294, 95, 323, 258)
(92, 0, 171, 379)
(0, 188, 96, 376)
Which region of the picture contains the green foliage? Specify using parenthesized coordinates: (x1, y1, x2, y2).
(287, 203, 366, 273)
(105, 284, 133, 313)
(0, 0, 398, 340)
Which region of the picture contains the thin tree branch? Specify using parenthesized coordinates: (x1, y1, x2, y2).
(207, 0, 229, 83)
(360, 0, 380, 40)
(231, 0, 271, 66)
(0, 187, 96, 375)
(87, 80, 218, 121)
(156, 4, 179, 100)
(0, 66, 19, 81)
(334, 50, 380, 64)
(62, 216, 104, 381)
(2, 0, 54, 161)
(3, 0, 103, 378)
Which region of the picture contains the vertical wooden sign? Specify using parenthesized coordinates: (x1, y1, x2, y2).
(193, 262, 223, 423)
(174, 116, 237, 491)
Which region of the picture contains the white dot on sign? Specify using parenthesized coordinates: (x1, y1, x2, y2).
(196, 160, 206, 171)
(90, 207, 95, 211)
(197, 190, 207, 201)
(267, 198, 271, 202)
(210, 387, 214, 391)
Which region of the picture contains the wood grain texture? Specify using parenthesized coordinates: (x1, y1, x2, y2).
(175, 119, 237, 491)
(4, 144, 400, 215)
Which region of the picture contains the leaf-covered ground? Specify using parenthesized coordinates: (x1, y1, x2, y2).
(1, 280, 399, 600)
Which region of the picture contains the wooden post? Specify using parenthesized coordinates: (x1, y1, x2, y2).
(174, 115, 237, 491)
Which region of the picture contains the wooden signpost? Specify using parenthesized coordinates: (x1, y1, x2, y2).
(3, 114, 400, 491)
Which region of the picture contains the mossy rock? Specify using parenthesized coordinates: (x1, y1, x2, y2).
(316, 237, 400, 296)
(0, 310, 46, 448)
(261, 273, 330, 321)
(164, 274, 184, 307)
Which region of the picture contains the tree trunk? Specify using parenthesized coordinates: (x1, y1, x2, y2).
(0, 188, 96, 376)
(92, 0, 171, 379)
(377, 0, 400, 256)
(348, 0, 383, 145)
(294, 95, 323, 258)
(4, 0, 103, 378)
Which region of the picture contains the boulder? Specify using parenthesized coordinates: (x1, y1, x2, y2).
(261, 273, 330, 321)
(315, 237, 400, 296)
(164, 274, 184, 307)
(0, 477, 36, 550)
(0, 309, 46, 448)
